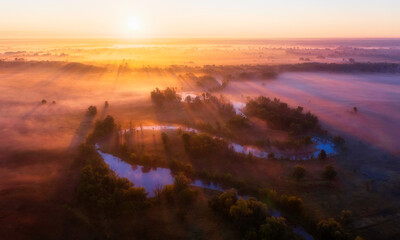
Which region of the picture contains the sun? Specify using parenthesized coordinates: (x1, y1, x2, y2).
(127, 18, 140, 31)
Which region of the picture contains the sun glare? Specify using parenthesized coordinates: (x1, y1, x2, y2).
(127, 18, 140, 31)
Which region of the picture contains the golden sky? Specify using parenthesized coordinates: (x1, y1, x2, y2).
(1, 0, 400, 38)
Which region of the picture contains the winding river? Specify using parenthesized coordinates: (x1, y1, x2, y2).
(97, 123, 329, 239)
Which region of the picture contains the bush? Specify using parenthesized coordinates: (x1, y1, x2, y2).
(169, 160, 195, 177)
(279, 195, 304, 216)
(318, 149, 327, 160)
(229, 198, 268, 232)
(323, 165, 337, 180)
(227, 115, 250, 128)
(245, 96, 319, 134)
(76, 147, 149, 215)
(87, 115, 116, 143)
(259, 217, 302, 240)
(87, 105, 97, 116)
(173, 173, 191, 193)
(267, 152, 275, 160)
(150, 87, 181, 106)
(211, 190, 300, 239)
(258, 188, 277, 203)
(161, 185, 175, 203)
(340, 210, 352, 227)
(177, 188, 197, 205)
(209, 189, 238, 216)
(292, 165, 306, 180)
(317, 218, 348, 240)
(182, 133, 228, 158)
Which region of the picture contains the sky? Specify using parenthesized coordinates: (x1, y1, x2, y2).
(1, 0, 400, 38)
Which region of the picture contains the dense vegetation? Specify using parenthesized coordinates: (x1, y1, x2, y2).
(182, 132, 229, 158)
(75, 144, 149, 216)
(87, 115, 116, 143)
(150, 87, 181, 106)
(209, 189, 303, 240)
(245, 96, 319, 135)
(184, 92, 236, 117)
(70, 109, 360, 240)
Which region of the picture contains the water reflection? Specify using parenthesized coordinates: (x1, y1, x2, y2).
(97, 147, 174, 197)
(96, 145, 314, 239)
(125, 125, 337, 161)
(191, 179, 224, 191)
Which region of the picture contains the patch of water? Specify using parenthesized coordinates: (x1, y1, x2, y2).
(312, 137, 337, 157)
(97, 148, 175, 197)
(96, 145, 314, 240)
(125, 125, 199, 133)
(124, 125, 337, 161)
(191, 179, 224, 191)
(292, 226, 315, 240)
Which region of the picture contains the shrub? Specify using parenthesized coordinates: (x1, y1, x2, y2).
(317, 218, 348, 240)
(87, 115, 116, 143)
(87, 105, 97, 116)
(323, 165, 337, 180)
(76, 151, 149, 215)
(245, 96, 319, 134)
(318, 149, 327, 160)
(177, 188, 197, 205)
(259, 217, 302, 240)
(173, 174, 191, 192)
(210, 190, 300, 239)
(182, 133, 228, 158)
(279, 195, 304, 216)
(229, 198, 268, 231)
(267, 152, 275, 160)
(292, 165, 306, 180)
(161, 185, 175, 203)
(340, 210, 352, 227)
(258, 188, 277, 203)
(209, 189, 238, 216)
(169, 160, 195, 177)
(227, 115, 250, 128)
(150, 87, 181, 106)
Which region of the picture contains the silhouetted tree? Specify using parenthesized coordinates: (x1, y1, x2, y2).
(318, 149, 327, 160)
(87, 105, 97, 116)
